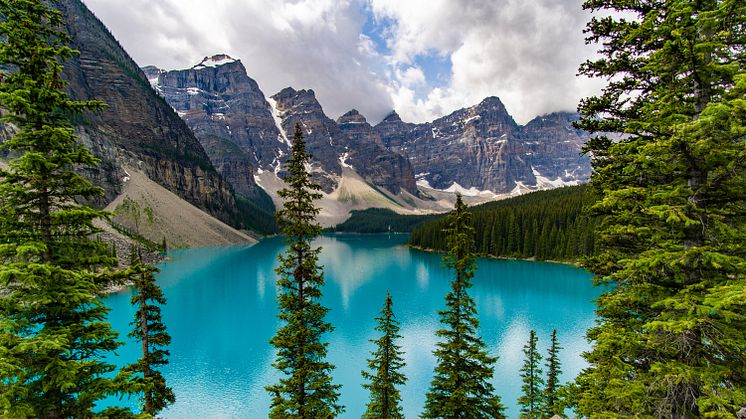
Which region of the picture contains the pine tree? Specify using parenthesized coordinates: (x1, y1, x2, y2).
(126, 247, 175, 416)
(422, 194, 505, 419)
(542, 329, 562, 418)
(361, 292, 406, 419)
(518, 330, 545, 418)
(0, 1, 137, 416)
(574, 0, 746, 416)
(266, 124, 343, 418)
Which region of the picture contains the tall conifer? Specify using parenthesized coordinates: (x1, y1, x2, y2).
(518, 330, 545, 418)
(361, 292, 406, 419)
(575, 0, 746, 416)
(126, 248, 174, 416)
(266, 124, 343, 418)
(542, 329, 562, 418)
(0, 1, 136, 416)
(422, 194, 505, 419)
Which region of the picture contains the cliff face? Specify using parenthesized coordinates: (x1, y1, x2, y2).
(374, 98, 591, 194)
(148, 56, 279, 208)
(518, 112, 592, 182)
(336, 109, 418, 195)
(269, 87, 344, 193)
(52, 0, 248, 227)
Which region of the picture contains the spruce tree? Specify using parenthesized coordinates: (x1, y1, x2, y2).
(266, 124, 343, 418)
(542, 329, 562, 418)
(361, 292, 406, 419)
(422, 194, 505, 419)
(574, 0, 746, 416)
(126, 247, 175, 416)
(518, 330, 544, 419)
(0, 1, 136, 416)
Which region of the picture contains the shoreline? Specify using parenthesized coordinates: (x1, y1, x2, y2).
(408, 244, 584, 267)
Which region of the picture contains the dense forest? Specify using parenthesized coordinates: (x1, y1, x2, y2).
(409, 186, 597, 261)
(327, 208, 443, 233)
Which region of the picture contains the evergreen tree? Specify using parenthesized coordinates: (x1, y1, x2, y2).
(266, 124, 343, 418)
(422, 194, 505, 419)
(518, 330, 544, 418)
(574, 0, 746, 416)
(126, 247, 175, 416)
(542, 329, 562, 418)
(361, 292, 406, 419)
(0, 1, 136, 416)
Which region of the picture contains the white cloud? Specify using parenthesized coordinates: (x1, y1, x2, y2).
(82, 0, 603, 126)
(396, 66, 426, 87)
(82, 0, 394, 122)
(370, 0, 605, 124)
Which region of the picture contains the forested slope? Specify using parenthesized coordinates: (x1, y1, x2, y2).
(409, 186, 597, 261)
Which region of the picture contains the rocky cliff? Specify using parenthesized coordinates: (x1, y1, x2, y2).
(374, 98, 591, 194)
(146, 56, 278, 211)
(50, 0, 262, 230)
(149, 59, 419, 199)
(336, 109, 418, 195)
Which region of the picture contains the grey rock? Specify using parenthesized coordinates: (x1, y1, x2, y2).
(152, 56, 283, 202)
(336, 109, 418, 195)
(374, 97, 591, 193)
(46, 0, 244, 226)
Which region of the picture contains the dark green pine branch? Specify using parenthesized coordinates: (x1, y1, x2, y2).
(518, 330, 545, 418)
(542, 329, 563, 417)
(422, 194, 505, 419)
(266, 124, 343, 418)
(0, 1, 138, 416)
(125, 247, 175, 416)
(362, 292, 407, 419)
(573, 0, 746, 416)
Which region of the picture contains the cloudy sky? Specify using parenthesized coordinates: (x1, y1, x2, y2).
(82, 0, 604, 125)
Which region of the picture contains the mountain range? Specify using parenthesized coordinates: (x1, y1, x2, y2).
(144, 54, 591, 225)
(1, 0, 593, 241)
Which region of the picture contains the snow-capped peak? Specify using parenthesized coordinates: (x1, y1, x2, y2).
(193, 54, 237, 69)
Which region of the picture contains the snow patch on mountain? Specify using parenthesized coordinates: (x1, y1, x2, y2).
(193, 54, 237, 69)
(443, 182, 497, 198)
(267, 97, 291, 147)
(532, 167, 580, 189)
(339, 152, 353, 169)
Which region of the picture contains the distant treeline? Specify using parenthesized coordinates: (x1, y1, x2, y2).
(327, 208, 444, 233)
(409, 186, 598, 261)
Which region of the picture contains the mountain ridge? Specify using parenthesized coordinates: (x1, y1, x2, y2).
(145, 53, 592, 224)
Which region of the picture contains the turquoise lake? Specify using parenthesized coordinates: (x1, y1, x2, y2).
(104, 234, 600, 418)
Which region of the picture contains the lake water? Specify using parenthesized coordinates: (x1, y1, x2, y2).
(104, 234, 600, 418)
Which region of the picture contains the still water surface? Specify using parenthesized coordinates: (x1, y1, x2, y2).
(105, 234, 599, 418)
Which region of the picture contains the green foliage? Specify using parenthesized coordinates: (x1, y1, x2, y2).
(109, 221, 163, 252)
(327, 208, 443, 233)
(114, 196, 152, 234)
(0, 1, 137, 416)
(266, 124, 343, 418)
(518, 330, 545, 418)
(410, 186, 597, 261)
(542, 329, 563, 418)
(573, 0, 746, 416)
(361, 292, 406, 419)
(125, 248, 174, 416)
(234, 191, 278, 235)
(422, 195, 505, 419)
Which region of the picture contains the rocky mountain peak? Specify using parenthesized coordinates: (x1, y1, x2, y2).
(336, 109, 368, 125)
(193, 54, 238, 69)
(382, 110, 402, 123)
(272, 88, 322, 115)
(141, 65, 163, 79)
(473, 96, 513, 119)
